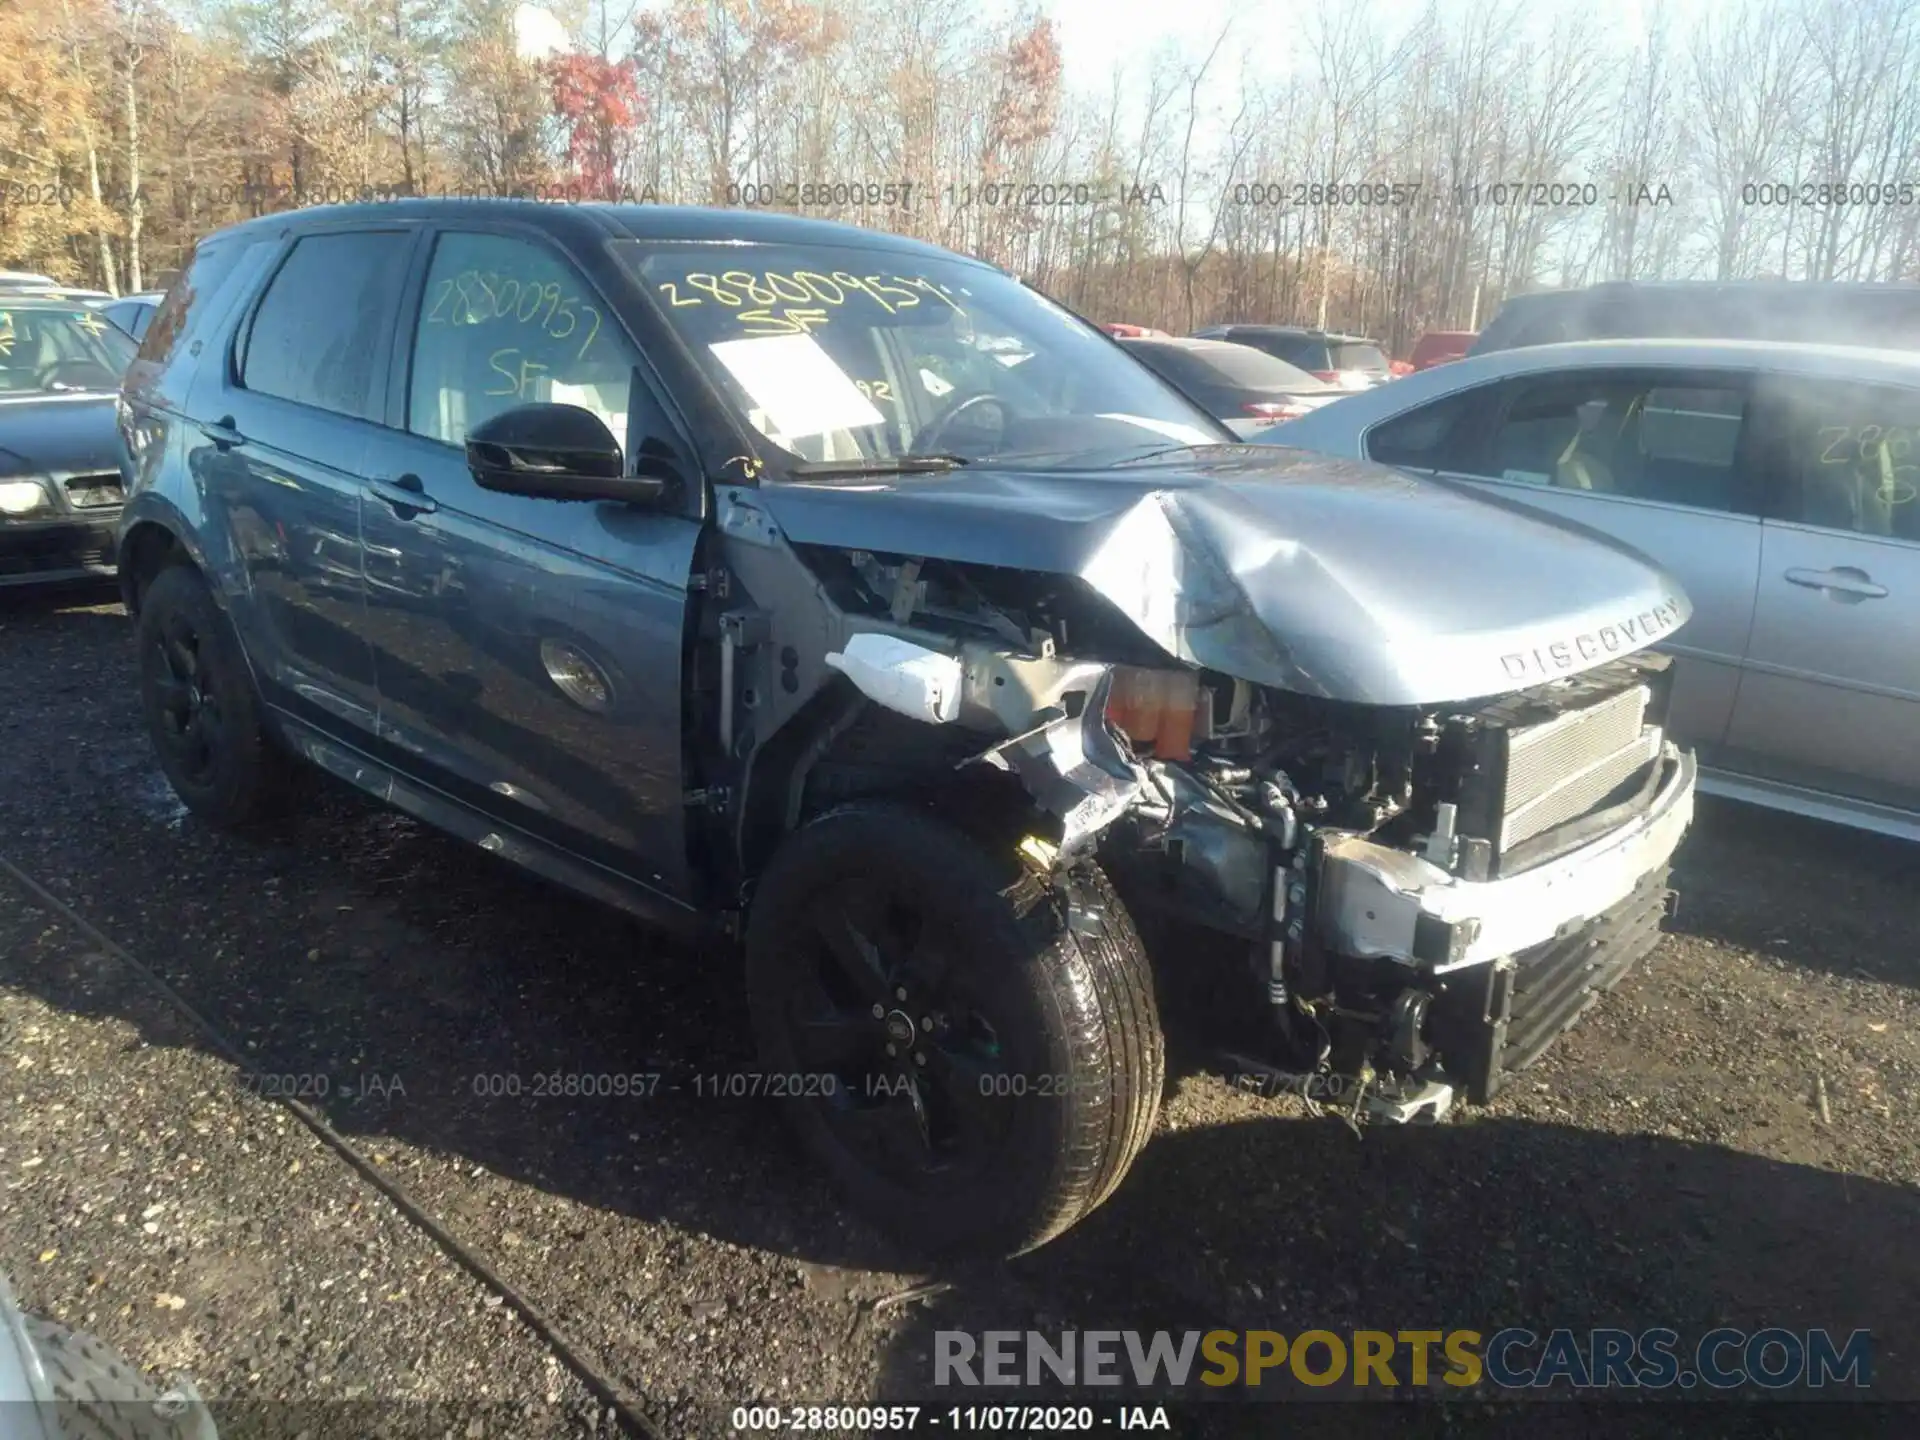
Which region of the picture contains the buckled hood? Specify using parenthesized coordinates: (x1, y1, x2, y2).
(753, 445, 1692, 706)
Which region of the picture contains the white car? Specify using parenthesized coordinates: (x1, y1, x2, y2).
(1261, 337, 1920, 840)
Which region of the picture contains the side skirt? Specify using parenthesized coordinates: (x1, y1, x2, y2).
(271, 710, 708, 942)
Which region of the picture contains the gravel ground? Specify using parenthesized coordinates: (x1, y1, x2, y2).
(2, 584, 1917, 1438)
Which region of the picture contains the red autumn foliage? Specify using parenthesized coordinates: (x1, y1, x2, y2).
(545, 52, 644, 200)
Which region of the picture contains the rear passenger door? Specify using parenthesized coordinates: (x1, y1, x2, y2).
(1370, 367, 1764, 755)
(197, 226, 419, 735)
(355, 224, 705, 897)
(1723, 375, 1920, 811)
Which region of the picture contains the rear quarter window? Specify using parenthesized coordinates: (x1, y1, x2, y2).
(138, 235, 253, 370)
(1366, 390, 1483, 468)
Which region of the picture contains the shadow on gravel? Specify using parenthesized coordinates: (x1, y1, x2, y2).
(1669, 797, 1920, 991)
(0, 578, 121, 615)
(868, 1112, 1920, 1417)
(0, 766, 933, 1272)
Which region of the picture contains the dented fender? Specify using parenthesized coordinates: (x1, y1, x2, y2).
(822, 631, 1149, 854)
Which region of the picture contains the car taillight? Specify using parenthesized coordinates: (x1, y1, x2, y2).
(1245, 400, 1310, 421)
(1105, 667, 1201, 762)
(1308, 370, 1340, 383)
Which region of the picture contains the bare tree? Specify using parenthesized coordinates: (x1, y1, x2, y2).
(1690, 0, 1805, 280)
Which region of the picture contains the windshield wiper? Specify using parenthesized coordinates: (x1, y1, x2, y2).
(788, 454, 972, 478)
(1108, 441, 1265, 467)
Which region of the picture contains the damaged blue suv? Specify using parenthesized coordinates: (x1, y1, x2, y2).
(117, 201, 1697, 1256)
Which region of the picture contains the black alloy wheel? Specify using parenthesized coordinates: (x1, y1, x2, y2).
(785, 870, 1017, 1188)
(148, 607, 225, 788)
(136, 563, 293, 827)
(746, 801, 1164, 1258)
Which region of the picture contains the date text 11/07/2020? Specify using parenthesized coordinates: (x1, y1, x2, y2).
(724, 180, 1169, 211)
(1227, 181, 1679, 209)
(730, 1405, 1173, 1432)
(0, 176, 1173, 212)
(459, 1070, 1076, 1100)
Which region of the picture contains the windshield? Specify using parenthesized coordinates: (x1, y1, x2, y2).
(614, 240, 1225, 470)
(0, 305, 136, 395)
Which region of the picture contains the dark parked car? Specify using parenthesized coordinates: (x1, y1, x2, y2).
(1470, 280, 1920, 357)
(118, 202, 1696, 1256)
(1191, 324, 1392, 389)
(1118, 335, 1344, 435)
(0, 295, 136, 586)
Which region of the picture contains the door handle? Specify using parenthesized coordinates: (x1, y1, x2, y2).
(1784, 565, 1888, 600)
(366, 474, 437, 515)
(199, 415, 243, 450)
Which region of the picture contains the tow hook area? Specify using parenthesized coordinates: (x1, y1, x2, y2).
(1221, 1051, 1458, 1128)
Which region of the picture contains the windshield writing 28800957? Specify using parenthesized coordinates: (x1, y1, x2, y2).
(654, 270, 966, 336)
(423, 269, 602, 361)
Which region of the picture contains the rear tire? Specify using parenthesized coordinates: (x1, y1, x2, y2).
(137, 563, 293, 828)
(745, 801, 1163, 1258)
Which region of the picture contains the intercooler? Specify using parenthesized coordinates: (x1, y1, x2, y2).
(1449, 655, 1673, 878)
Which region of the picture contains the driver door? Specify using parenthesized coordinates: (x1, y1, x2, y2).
(355, 224, 706, 898)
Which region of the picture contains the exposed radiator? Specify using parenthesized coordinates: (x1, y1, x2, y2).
(1446, 655, 1675, 879)
(1499, 684, 1657, 850)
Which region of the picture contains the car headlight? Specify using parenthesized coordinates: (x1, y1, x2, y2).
(0, 479, 53, 517)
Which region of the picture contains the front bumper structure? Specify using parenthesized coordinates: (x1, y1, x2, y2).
(1314, 744, 1695, 1101)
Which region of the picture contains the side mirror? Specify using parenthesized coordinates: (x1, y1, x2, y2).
(465, 403, 679, 504)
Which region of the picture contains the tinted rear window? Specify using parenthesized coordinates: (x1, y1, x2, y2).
(240, 231, 412, 422)
(1126, 345, 1210, 388)
(1142, 343, 1318, 389)
(1333, 342, 1388, 371)
(1194, 343, 1320, 387)
(1238, 331, 1324, 367)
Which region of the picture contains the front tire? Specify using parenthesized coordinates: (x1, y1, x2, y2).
(137, 563, 293, 828)
(745, 802, 1164, 1258)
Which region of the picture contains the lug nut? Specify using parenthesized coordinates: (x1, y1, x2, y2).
(871, 1003, 886, 1019)
(914, 1052, 927, 1067)
(920, 1016, 933, 1031)
(885, 1043, 897, 1057)
(895, 987, 908, 1001)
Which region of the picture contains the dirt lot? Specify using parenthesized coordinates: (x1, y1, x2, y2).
(3, 584, 1918, 1437)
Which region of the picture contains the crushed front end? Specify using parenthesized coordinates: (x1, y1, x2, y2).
(1096, 648, 1693, 1117)
(795, 567, 1694, 1122)
(715, 476, 1697, 1126)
